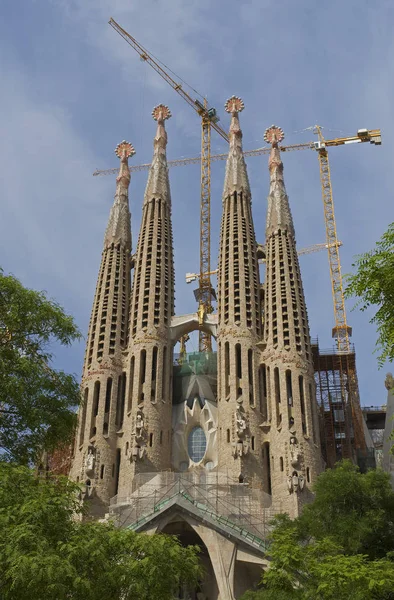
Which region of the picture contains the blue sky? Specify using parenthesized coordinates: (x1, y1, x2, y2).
(1, 0, 392, 406)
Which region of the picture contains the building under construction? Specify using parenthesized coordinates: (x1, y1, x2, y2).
(64, 19, 383, 600)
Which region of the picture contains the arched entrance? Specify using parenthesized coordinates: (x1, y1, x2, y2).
(161, 519, 219, 600)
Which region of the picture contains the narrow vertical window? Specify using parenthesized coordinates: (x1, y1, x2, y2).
(152, 346, 158, 381)
(235, 344, 242, 379)
(260, 364, 267, 420)
(280, 457, 284, 471)
(100, 464, 104, 479)
(248, 349, 254, 406)
(149, 433, 153, 447)
(227, 429, 230, 443)
(90, 381, 100, 437)
(224, 342, 230, 397)
(162, 346, 167, 401)
(93, 381, 100, 416)
(79, 387, 88, 446)
(274, 368, 281, 427)
(263, 442, 272, 495)
(251, 436, 255, 451)
(299, 375, 307, 435)
(104, 377, 112, 413)
(140, 349, 146, 385)
(307, 467, 310, 483)
(299, 376, 305, 415)
(116, 373, 126, 430)
(286, 370, 293, 406)
(114, 449, 121, 495)
(128, 356, 135, 413)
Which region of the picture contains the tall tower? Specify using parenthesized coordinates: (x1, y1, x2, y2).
(262, 125, 321, 516)
(117, 105, 175, 495)
(70, 140, 135, 512)
(216, 97, 263, 482)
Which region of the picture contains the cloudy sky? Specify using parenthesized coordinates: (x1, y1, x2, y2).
(1, 0, 392, 406)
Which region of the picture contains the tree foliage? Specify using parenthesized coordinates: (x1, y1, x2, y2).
(0, 463, 202, 599)
(345, 222, 394, 367)
(241, 462, 394, 600)
(0, 268, 82, 463)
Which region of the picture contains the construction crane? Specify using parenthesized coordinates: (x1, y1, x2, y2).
(95, 124, 380, 348)
(311, 126, 381, 454)
(312, 126, 381, 353)
(185, 242, 343, 283)
(109, 17, 229, 353)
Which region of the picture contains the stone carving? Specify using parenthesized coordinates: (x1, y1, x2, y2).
(129, 408, 147, 462)
(198, 303, 205, 325)
(385, 373, 394, 391)
(85, 446, 96, 477)
(81, 479, 95, 501)
(287, 471, 305, 494)
(232, 440, 249, 458)
(289, 436, 301, 468)
(135, 409, 146, 443)
(235, 406, 247, 437)
(131, 445, 146, 462)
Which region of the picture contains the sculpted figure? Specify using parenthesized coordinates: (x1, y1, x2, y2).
(85, 446, 95, 476)
(290, 436, 300, 468)
(385, 373, 394, 391)
(236, 407, 247, 436)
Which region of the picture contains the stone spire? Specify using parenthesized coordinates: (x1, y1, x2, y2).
(264, 126, 295, 238)
(217, 97, 263, 482)
(143, 105, 171, 204)
(70, 140, 135, 513)
(103, 141, 134, 248)
(262, 125, 322, 517)
(222, 96, 250, 198)
(118, 105, 175, 493)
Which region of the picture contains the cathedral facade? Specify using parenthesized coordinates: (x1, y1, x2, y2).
(70, 98, 322, 599)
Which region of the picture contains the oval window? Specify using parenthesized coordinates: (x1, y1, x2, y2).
(187, 426, 207, 463)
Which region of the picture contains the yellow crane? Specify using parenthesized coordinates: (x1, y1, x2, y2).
(109, 17, 229, 353)
(312, 126, 382, 352)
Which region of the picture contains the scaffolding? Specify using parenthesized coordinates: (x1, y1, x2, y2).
(312, 340, 366, 469)
(110, 471, 277, 545)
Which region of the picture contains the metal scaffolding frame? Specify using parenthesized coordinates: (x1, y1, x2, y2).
(110, 471, 278, 543)
(312, 340, 365, 469)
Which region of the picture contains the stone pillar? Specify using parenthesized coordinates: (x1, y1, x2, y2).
(70, 141, 134, 514)
(118, 106, 175, 497)
(261, 126, 322, 516)
(217, 97, 263, 483)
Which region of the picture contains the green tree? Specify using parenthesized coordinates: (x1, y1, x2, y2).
(241, 462, 394, 600)
(0, 268, 82, 464)
(0, 463, 202, 599)
(345, 222, 394, 367)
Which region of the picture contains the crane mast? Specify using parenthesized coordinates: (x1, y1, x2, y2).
(199, 102, 213, 351)
(315, 125, 351, 353)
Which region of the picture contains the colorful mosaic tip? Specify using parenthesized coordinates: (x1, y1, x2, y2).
(115, 140, 136, 159)
(152, 104, 172, 121)
(264, 125, 285, 145)
(224, 96, 245, 114)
